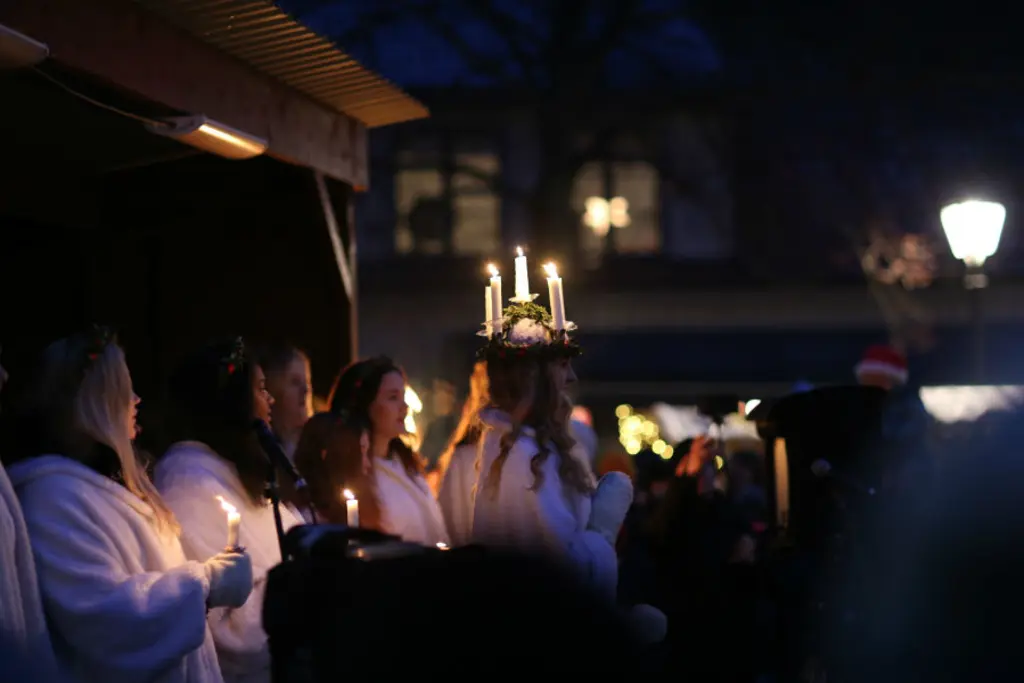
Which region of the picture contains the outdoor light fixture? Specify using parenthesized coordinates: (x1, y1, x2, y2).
(940, 199, 1006, 286)
(146, 115, 267, 160)
(0, 23, 49, 69)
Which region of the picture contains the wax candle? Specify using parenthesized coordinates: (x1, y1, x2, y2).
(513, 246, 530, 301)
(485, 284, 493, 336)
(487, 263, 503, 336)
(216, 496, 241, 550)
(543, 262, 566, 332)
(343, 488, 359, 527)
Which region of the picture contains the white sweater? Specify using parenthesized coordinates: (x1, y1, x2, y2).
(155, 442, 304, 683)
(471, 410, 617, 601)
(0, 462, 59, 679)
(8, 455, 222, 683)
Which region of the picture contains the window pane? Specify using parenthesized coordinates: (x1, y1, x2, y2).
(395, 169, 444, 254)
(452, 152, 501, 255)
(453, 194, 500, 255)
(612, 162, 660, 254)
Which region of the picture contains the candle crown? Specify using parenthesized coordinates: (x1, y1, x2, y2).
(477, 246, 579, 361)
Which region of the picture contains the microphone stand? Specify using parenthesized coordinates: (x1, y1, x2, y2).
(264, 459, 288, 561)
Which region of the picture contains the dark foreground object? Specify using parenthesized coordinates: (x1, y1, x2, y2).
(264, 526, 647, 680)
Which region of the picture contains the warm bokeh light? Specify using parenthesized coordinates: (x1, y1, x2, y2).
(404, 385, 423, 434)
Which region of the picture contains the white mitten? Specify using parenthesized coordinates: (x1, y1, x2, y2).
(204, 551, 254, 609)
(586, 472, 633, 546)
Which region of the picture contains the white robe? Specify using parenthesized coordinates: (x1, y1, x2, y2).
(0, 462, 59, 679)
(155, 442, 304, 683)
(373, 457, 450, 547)
(7, 455, 222, 683)
(437, 443, 479, 547)
(471, 410, 617, 602)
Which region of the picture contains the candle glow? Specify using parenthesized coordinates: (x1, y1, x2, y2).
(216, 496, 241, 550)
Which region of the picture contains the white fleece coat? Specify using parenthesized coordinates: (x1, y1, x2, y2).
(155, 442, 304, 683)
(373, 457, 450, 548)
(7, 455, 222, 683)
(0, 462, 59, 679)
(437, 443, 479, 547)
(471, 410, 618, 601)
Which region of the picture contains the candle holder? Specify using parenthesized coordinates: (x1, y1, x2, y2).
(509, 293, 538, 304)
(478, 319, 507, 338)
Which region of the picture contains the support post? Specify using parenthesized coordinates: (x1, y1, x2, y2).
(314, 171, 358, 363)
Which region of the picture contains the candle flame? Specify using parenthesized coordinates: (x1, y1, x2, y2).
(343, 488, 355, 501)
(486, 263, 499, 277)
(543, 262, 558, 278)
(516, 246, 523, 257)
(215, 495, 237, 516)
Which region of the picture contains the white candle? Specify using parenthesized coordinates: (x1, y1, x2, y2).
(343, 488, 359, 527)
(513, 246, 530, 301)
(216, 496, 241, 550)
(543, 262, 566, 332)
(487, 263, 503, 336)
(485, 284, 493, 336)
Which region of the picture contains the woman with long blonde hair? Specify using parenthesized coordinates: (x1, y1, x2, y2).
(3, 327, 252, 683)
(436, 361, 489, 546)
(471, 306, 633, 603)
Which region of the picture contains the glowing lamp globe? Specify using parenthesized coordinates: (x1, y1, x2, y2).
(940, 200, 1006, 267)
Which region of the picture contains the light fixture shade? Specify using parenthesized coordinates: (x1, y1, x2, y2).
(146, 115, 267, 160)
(0, 23, 49, 69)
(940, 199, 1006, 267)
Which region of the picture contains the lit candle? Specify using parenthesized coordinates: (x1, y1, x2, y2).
(513, 246, 530, 301)
(485, 285, 493, 336)
(543, 262, 566, 332)
(343, 488, 359, 527)
(487, 263, 503, 336)
(216, 496, 241, 550)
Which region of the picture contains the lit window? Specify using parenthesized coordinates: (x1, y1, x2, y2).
(573, 161, 660, 264)
(393, 150, 501, 256)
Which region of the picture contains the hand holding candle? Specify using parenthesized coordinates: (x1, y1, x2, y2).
(216, 496, 242, 551)
(543, 262, 566, 332)
(343, 488, 360, 527)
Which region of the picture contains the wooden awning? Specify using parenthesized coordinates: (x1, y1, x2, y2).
(1, 0, 428, 187)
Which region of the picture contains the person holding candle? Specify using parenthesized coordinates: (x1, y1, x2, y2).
(3, 327, 252, 683)
(293, 357, 449, 547)
(156, 338, 303, 683)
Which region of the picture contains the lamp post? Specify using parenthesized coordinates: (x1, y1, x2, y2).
(939, 199, 1006, 383)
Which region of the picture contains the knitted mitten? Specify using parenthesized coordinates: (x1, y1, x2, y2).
(586, 472, 633, 546)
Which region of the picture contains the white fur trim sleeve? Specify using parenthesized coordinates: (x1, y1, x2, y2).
(471, 433, 618, 601)
(23, 492, 210, 680)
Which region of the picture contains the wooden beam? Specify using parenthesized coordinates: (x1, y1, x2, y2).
(1, 0, 369, 188)
(314, 171, 358, 362)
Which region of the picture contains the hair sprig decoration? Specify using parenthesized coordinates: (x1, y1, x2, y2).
(84, 325, 115, 364)
(219, 337, 247, 386)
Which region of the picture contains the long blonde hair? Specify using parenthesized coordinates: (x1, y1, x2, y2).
(482, 358, 594, 499)
(436, 361, 489, 480)
(36, 333, 179, 534)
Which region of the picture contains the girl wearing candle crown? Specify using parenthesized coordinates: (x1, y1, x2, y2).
(471, 255, 635, 605)
(156, 338, 303, 683)
(3, 327, 252, 683)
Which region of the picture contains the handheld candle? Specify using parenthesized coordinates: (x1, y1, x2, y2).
(216, 496, 241, 551)
(343, 488, 360, 527)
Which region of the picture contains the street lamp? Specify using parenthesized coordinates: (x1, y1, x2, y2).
(940, 199, 1006, 381)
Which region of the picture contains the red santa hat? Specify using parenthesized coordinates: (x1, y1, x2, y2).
(854, 344, 908, 385)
